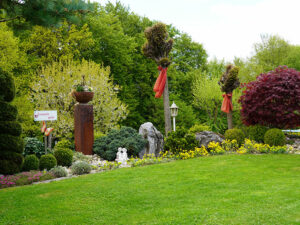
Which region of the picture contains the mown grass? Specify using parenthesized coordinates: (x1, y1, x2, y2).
(0, 154, 300, 225)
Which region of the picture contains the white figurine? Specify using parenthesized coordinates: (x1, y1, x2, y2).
(116, 147, 129, 167)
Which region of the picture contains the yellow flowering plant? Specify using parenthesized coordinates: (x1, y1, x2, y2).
(207, 141, 226, 155)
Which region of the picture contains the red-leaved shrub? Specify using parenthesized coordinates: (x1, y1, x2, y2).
(239, 66, 300, 128)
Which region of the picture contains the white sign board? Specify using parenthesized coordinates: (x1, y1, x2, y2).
(34, 111, 57, 121)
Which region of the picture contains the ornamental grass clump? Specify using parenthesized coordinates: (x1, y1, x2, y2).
(50, 166, 68, 178)
(71, 161, 91, 175)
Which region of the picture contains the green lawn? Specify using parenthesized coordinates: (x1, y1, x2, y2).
(1, 154, 300, 225)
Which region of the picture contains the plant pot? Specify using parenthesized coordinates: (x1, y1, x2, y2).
(74, 91, 94, 104)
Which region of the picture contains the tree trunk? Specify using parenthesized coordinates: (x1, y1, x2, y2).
(227, 110, 233, 129)
(163, 78, 172, 136)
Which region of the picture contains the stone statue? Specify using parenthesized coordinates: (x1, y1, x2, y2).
(115, 147, 129, 167)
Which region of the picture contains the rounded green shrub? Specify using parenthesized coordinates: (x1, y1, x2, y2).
(50, 166, 68, 178)
(22, 155, 39, 171)
(0, 151, 23, 165)
(54, 139, 73, 150)
(0, 134, 24, 153)
(0, 121, 22, 136)
(188, 124, 211, 135)
(71, 161, 91, 175)
(39, 154, 57, 170)
(164, 127, 198, 154)
(0, 160, 20, 175)
(93, 126, 147, 161)
(248, 125, 269, 143)
(224, 128, 245, 146)
(0, 70, 15, 102)
(54, 148, 73, 167)
(0, 101, 17, 121)
(23, 137, 45, 158)
(264, 128, 286, 146)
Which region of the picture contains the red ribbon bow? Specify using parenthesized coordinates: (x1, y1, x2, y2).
(153, 66, 167, 98)
(221, 93, 233, 114)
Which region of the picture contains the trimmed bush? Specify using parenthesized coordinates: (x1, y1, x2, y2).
(54, 148, 73, 167)
(22, 155, 39, 171)
(225, 128, 245, 146)
(0, 121, 22, 136)
(0, 151, 23, 165)
(0, 160, 20, 175)
(188, 124, 211, 135)
(0, 70, 15, 102)
(50, 166, 68, 178)
(39, 154, 57, 170)
(264, 128, 286, 146)
(71, 161, 91, 175)
(0, 101, 18, 121)
(164, 127, 198, 154)
(54, 139, 73, 150)
(93, 127, 147, 161)
(23, 137, 45, 158)
(0, 134, 24, 153)
(248, 125, 269, 143)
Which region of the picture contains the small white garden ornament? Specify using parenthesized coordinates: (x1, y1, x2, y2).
(116, 147, 129, 167)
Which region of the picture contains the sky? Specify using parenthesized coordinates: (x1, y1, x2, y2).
(96, 0, 300, 62)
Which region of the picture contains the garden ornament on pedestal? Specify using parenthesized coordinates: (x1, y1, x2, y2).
(218, 65, 240, 129)
(142, 23, 173, 136)
(115, 147, 129, 167)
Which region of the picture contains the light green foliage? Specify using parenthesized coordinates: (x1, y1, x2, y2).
(50, 166, 68, 178)
(188, 124, 211, 135)
(39, 154, 57, 170)
(71, 161, 91, 175)
(264, 128, 286, 146)
(31, 60, 127, 137)
(225, 128, 245, 146)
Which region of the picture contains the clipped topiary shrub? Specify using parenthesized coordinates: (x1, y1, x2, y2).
(248, 125, 269, 143)
(54, 139, 73, 150)
(50, 166, 68, 178)
(264, 128, 286, 146)
(0, 70, 24, 175)
(224, 128, 245, 146)
(93, 127, 147, 161)
(71, 161, 91, 175)
(54, 148, 73, 167)
(164, 127, 198, 154)
(39, 154, 57, 170)
(23, 137, 45, 158)
(188, 124, 211, 135)
(22, 155, 39, 171)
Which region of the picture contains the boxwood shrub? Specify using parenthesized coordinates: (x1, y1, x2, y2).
(0, 70, 15, 102)
(22, 155, 39, 171)
(0, 101, 17, 121)
(39, 154, 57, 170)
(248, 125, 268, 143)
(93, 127, 147, 161)
(0, 121, 22, 136)
(264, 128, 286, 146)
(0, 134, 24, 153)
(54, 148, 73, 167)
(224, 128, 245, 146)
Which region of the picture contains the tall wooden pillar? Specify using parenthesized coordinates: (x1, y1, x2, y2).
(74, 104, 94, 155)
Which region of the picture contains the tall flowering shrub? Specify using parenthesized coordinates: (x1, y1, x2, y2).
(239, 66, 300, 128)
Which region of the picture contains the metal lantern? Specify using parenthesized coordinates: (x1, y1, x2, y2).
(170, 101, 179, 131)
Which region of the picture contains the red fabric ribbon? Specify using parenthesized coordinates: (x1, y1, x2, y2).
(153, 66, 168, 98)
(221, 93, 233, 113)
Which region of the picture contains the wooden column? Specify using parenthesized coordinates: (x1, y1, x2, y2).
(74, 104, 94, 155)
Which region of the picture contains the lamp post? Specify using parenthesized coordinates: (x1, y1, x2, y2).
(170, 101, 178, 131)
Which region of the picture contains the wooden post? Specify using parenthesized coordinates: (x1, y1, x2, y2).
(163, 78, 172, 136)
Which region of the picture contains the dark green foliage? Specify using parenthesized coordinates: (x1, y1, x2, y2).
(39, 154, 57, 170)
(23, 137, 45, 158)
(71, 161, 91, 175)
(225, 128, 245, 146)
(22, 155, 39, 171)
(54, 148, 73, 167)
(50, 166, 68, 178)
(93, 127, 147, 161)
(0, 101, 17, 121)
(219, 65, 240, 93)
(0, 160, 20, 175)
(164, 127, 198, 154)
(248, 125, 269, 143)
(0, 69, 15, 102)
(264, 128, 286, 146)
(0, 151, 23, 165)
(142, 22, 173, 67)
(0, 134, 24, 153)
(0, 121, 22, 136)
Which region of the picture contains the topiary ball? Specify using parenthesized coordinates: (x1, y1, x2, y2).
(0, 101, 18, 121)
(0, 134, 24, 153)
(248, 125, 269, 143)
(39, 154, 57, 170)
(0, 121, 22, 136)
(54, 148, 73, 167)
(0, 70, 15, 102)
(22, 155, 39, 171)
(224, 128, 245, 146)
(264, 128, 286, 146)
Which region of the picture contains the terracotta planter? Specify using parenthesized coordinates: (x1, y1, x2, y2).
(74, 91, 94, 104)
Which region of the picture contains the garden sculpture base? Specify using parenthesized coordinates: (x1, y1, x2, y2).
(74, 103, 94, 155)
